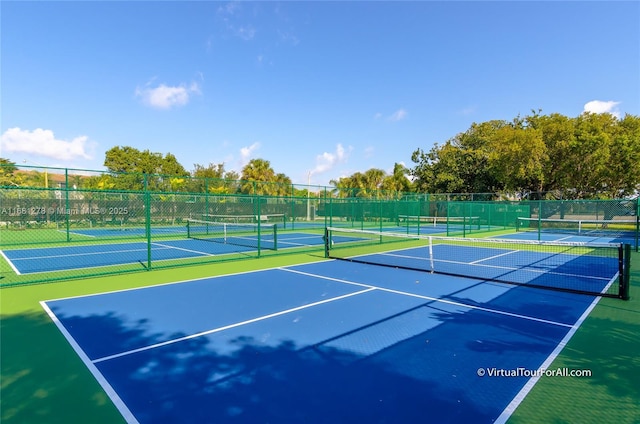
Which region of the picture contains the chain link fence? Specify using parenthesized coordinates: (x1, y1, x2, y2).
(1, 170, 637, 287)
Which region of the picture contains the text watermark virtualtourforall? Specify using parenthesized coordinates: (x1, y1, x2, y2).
(476, 367, 592, 378)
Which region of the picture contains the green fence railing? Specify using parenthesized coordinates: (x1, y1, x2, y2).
(1, 185, 637, 288)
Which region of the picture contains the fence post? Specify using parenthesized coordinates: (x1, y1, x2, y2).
(538, 199, 542, 241)
(257, 194, 261, 257)
(65, 168, 71, 242)
(144, 174, 152, 270)
(636, 198, 639, 251)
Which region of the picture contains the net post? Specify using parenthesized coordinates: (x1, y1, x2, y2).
(446, 201, 450, 236)
(428, 236, 434, 273)
(621, 243, 631, 300)
(273, 224, 278, 251)
(324, 227, 330, 258)
(635, 210, 639, 252)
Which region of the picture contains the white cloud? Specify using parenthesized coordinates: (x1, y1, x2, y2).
(135, 81, 201, 109)
(239, 142, 261, 166)
(584, 100, 621, 118)
(218, 1, 240, 16)
(0, 127, 93, 161)
(388, 108, 408, 122)
(364, 146, 375, 159)
(375, 109, 408, 122)
(236, 25, 257, 41)
(277, 29, 300, 46)
(311, 143, 351, 175)
(216, 2, 257, 41)
(459, 105, 477, 116)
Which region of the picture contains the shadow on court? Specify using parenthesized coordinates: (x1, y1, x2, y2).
(51, 298, 572, 424)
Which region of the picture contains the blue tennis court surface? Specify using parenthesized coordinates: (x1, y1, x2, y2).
(495, 230, 636, 246)
(1, 232, 326, 274)
(68, 226, 188, 238)
(42, 254, 606, 423)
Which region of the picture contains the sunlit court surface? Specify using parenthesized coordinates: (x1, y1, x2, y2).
(41, 233, 624, 424)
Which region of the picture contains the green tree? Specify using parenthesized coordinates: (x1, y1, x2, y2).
(412, 120, 505, 195)
(527, 112, 575, 196)
(381, 163, 413, 196)
(411, 111, 640, 199)
(273, 173, 293, 196)
(240, 159, 277, 195)
(0, 158, 19, 186)
(567, 112, 615, 198)
(329, 168, 404, 198)
(190, 163, 226, 193)
(104, 146, 188, 191)
(329, 176, 352, 198)
(606, 114, 640, 198)
(487, 122, 546, 195)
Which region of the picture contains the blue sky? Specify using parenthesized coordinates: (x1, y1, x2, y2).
(2, 1, 638, 187)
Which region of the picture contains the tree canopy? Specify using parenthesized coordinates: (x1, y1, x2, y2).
(411, 111, 640, 199)
(330, 163, 413, 198)
(2, 110, 638, 199)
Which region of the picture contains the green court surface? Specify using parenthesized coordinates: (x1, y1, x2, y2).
(1, 251, 639, 424)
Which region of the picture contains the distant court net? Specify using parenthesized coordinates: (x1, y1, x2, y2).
(186, 219, 277, 251)
(517, 217, 639, 240)
(397, 215, 480, 229)
(324, 227, 630, 299)
(203, 213, 286, 227)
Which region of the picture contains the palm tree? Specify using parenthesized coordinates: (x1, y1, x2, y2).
(240, 159, 276, 195)
(381, 163, 413, 197)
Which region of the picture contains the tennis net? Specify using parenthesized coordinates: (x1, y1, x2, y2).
(517, 217, 639, 239)
(324, 227, 630, 299)
(203, 213, 286, 227)
(186, 219, 277, 251)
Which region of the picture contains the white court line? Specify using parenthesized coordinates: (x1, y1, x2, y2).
(92, 286, 375, 364)
(280, 267, 573, 329)
(151, 242, 216, 257)
(278, 237, 321, 247)
(0, 250, 21, 275)
(42, 258, 329, 303)
(64, 230, 98, 238)
(373, 251, 611, 282)
(40, 301, 140, 424)
(493, 274, 616, 423)
(433, 257, 612, 281)
(470, 250, 519, 264)
(280, 235, 320, 241)
(9, 246, 151, 261)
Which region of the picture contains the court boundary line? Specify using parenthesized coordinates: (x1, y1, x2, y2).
(91, 287, 376, 364)
(469, 249, 519, 264)
(150, 242, 216, 257)
(41, 258, 329, 303)
(3, 240, 259, 275)
(4, 232, 318, 275)
(373, 249, 612, 282)
(0, 249, 21, 275)
(493, 283, 610, 424)
(63, 229, 98, 238)
(9, 246, 156, 261)
(39, 301, 140, 424)
(40, 257, 606, 423)
(279, 267, 573, 328)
